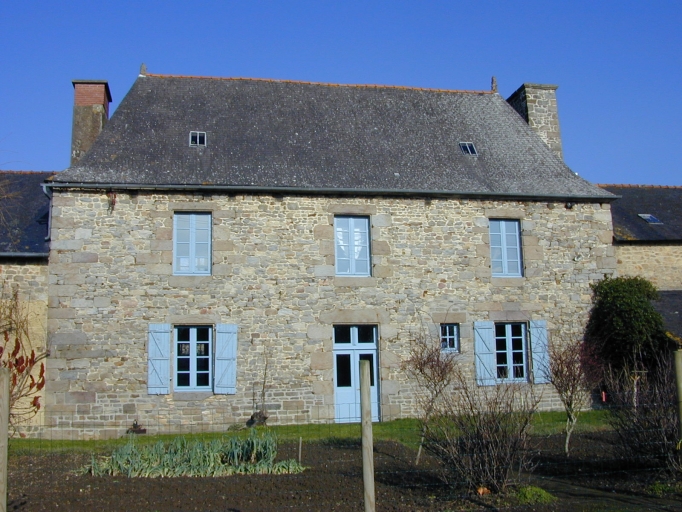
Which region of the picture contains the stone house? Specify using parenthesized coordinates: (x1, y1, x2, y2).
(43, 71, 616, 438)
(599, 184, 682, 337)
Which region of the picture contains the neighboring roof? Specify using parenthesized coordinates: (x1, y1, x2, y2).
(655, 291, 682, 338)
(599, 185, 682, 242)
(0, 171, 53, 256)
(54, 73, 612, 201)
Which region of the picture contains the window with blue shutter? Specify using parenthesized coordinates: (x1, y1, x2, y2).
(530, 320, 550, 384)
(489, 219, 523, 277)
(214, 324, 238, 394)
(474, 321, 496, 386)
(334, 216, 371, 277)
(148, 323, 171, 394)
(173, 212, 212, 275)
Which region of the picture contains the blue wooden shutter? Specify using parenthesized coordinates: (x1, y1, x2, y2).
(215, 324, 238, 394)
(530, 320, 550, 384)
(474, 321, 496, 386)
(148, 323, 171, 394)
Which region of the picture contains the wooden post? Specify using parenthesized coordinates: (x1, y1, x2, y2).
(675, 350, 682, 440)
(360, 359, 375, 512)
(0, 368, 9, 512)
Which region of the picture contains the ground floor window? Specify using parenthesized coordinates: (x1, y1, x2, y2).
(440, 323, 460, 352)
(494, 322, 526, 381)
(175, 326, 212, 390)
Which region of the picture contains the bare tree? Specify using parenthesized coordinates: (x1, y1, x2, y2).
(545, 340, 602, 456)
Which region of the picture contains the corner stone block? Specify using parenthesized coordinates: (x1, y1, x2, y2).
(313, 265, 335, 277)
(310, 352, 333, 370)
(72, 252, 99, 263)
(313, 225, 333, 240)
(307, 324, 332, 340)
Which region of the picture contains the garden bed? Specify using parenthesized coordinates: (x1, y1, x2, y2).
(7, 432, 682, 511)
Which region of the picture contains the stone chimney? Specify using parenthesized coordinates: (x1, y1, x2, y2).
(70, 80, 112, 165)
(506, 83, 563, 160)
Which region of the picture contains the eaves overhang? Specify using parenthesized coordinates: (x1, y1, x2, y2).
(45, 181, 617, 203)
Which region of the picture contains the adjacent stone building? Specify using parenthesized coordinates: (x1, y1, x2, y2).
(599, 184, 682, 337)
(43, 71, 616, 439)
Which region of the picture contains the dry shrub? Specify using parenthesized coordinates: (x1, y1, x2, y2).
(422, 367, 539, 493)
(546, 340, 602, 456)
(0, 282, 47, 433)
(605, 352, 681, 473)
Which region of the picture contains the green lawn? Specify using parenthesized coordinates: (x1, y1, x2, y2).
(8, 411, 611, 456)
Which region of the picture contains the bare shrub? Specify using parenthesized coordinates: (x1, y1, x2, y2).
(422, 367, 539, 493)
(546, 340, 602, 456)
(0, 282, 47, 433)
(605, 352, 681, 473)
(402, 324, 459, 464)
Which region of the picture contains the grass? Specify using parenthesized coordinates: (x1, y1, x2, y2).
(9, 411, 612, 456)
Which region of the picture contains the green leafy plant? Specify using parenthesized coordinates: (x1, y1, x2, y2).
(82, 429, 305, 478)
(585, 276, 673, 372)
(516, 485, 556, 505)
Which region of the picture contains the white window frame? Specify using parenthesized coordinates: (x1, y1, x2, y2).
(189, 131, 207, 146)
(334, 216, 371, 277)
(489, 219, 523, 277)
(440, 323, 459, 352)
(174, 325, 213, 392)
(494, 322, 527, 382)
(173, 212, 212, 275)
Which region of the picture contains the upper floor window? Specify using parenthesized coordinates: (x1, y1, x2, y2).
(334, 216, 371, 277)
(173, 212, 211, 275)
(489, 219, 523, 277)
(189, 131, 207, 146)
(440, 324, 460, 352)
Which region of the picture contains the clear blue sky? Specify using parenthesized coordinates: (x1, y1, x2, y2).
(2, 1, 680, 185)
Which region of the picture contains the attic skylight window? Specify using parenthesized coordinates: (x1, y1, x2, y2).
(189, 131, 206, 147)
(459, 142, 477, 156)
(638, 214, 663, 224)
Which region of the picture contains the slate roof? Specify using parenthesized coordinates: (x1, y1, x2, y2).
(599, 185, 682, 243)
(655, 291, 682, 338)
(54, 74, 612, 201)
(0, 171, 53, 256)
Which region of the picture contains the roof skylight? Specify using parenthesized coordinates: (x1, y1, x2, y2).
(189, 131, 206, 146)
(638, 213, 663, 224)
(459, 142, 477, 156)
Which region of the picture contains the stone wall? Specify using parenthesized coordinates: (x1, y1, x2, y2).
(45, 191, 615, 439)
(615, 245, 682, 290)
(0, 260, 49, 431)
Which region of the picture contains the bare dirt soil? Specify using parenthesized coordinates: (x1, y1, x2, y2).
(7, 433, 682, 511)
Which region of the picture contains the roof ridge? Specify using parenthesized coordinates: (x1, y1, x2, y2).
(143, 73, 494, 95)
(598, 183, 682, 190)
(0, 170, 57, 175)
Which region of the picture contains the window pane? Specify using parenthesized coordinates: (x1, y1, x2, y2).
(177, 328, 190, 342)
(359, 353, 375, 386)
(357, 325, 375, 343)
(336, 354, 352, 387)
(177, 358, 190, 372)
(178, 343, 190, 356)
(197, 373, 209, 387)
(196, 327, 210, 342)
(334, 325, 351, 344)
(196, 343, 209, 356)
(197, 358, 209, 372)
(177, 373, 190, 387)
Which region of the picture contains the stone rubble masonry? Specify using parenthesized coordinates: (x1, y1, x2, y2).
(45, 191, 615, 439)
(615, 245, 682, 291)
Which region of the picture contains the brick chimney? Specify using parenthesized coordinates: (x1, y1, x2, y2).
(506, 83, 563, 160)
(70, 80, 112, 165)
